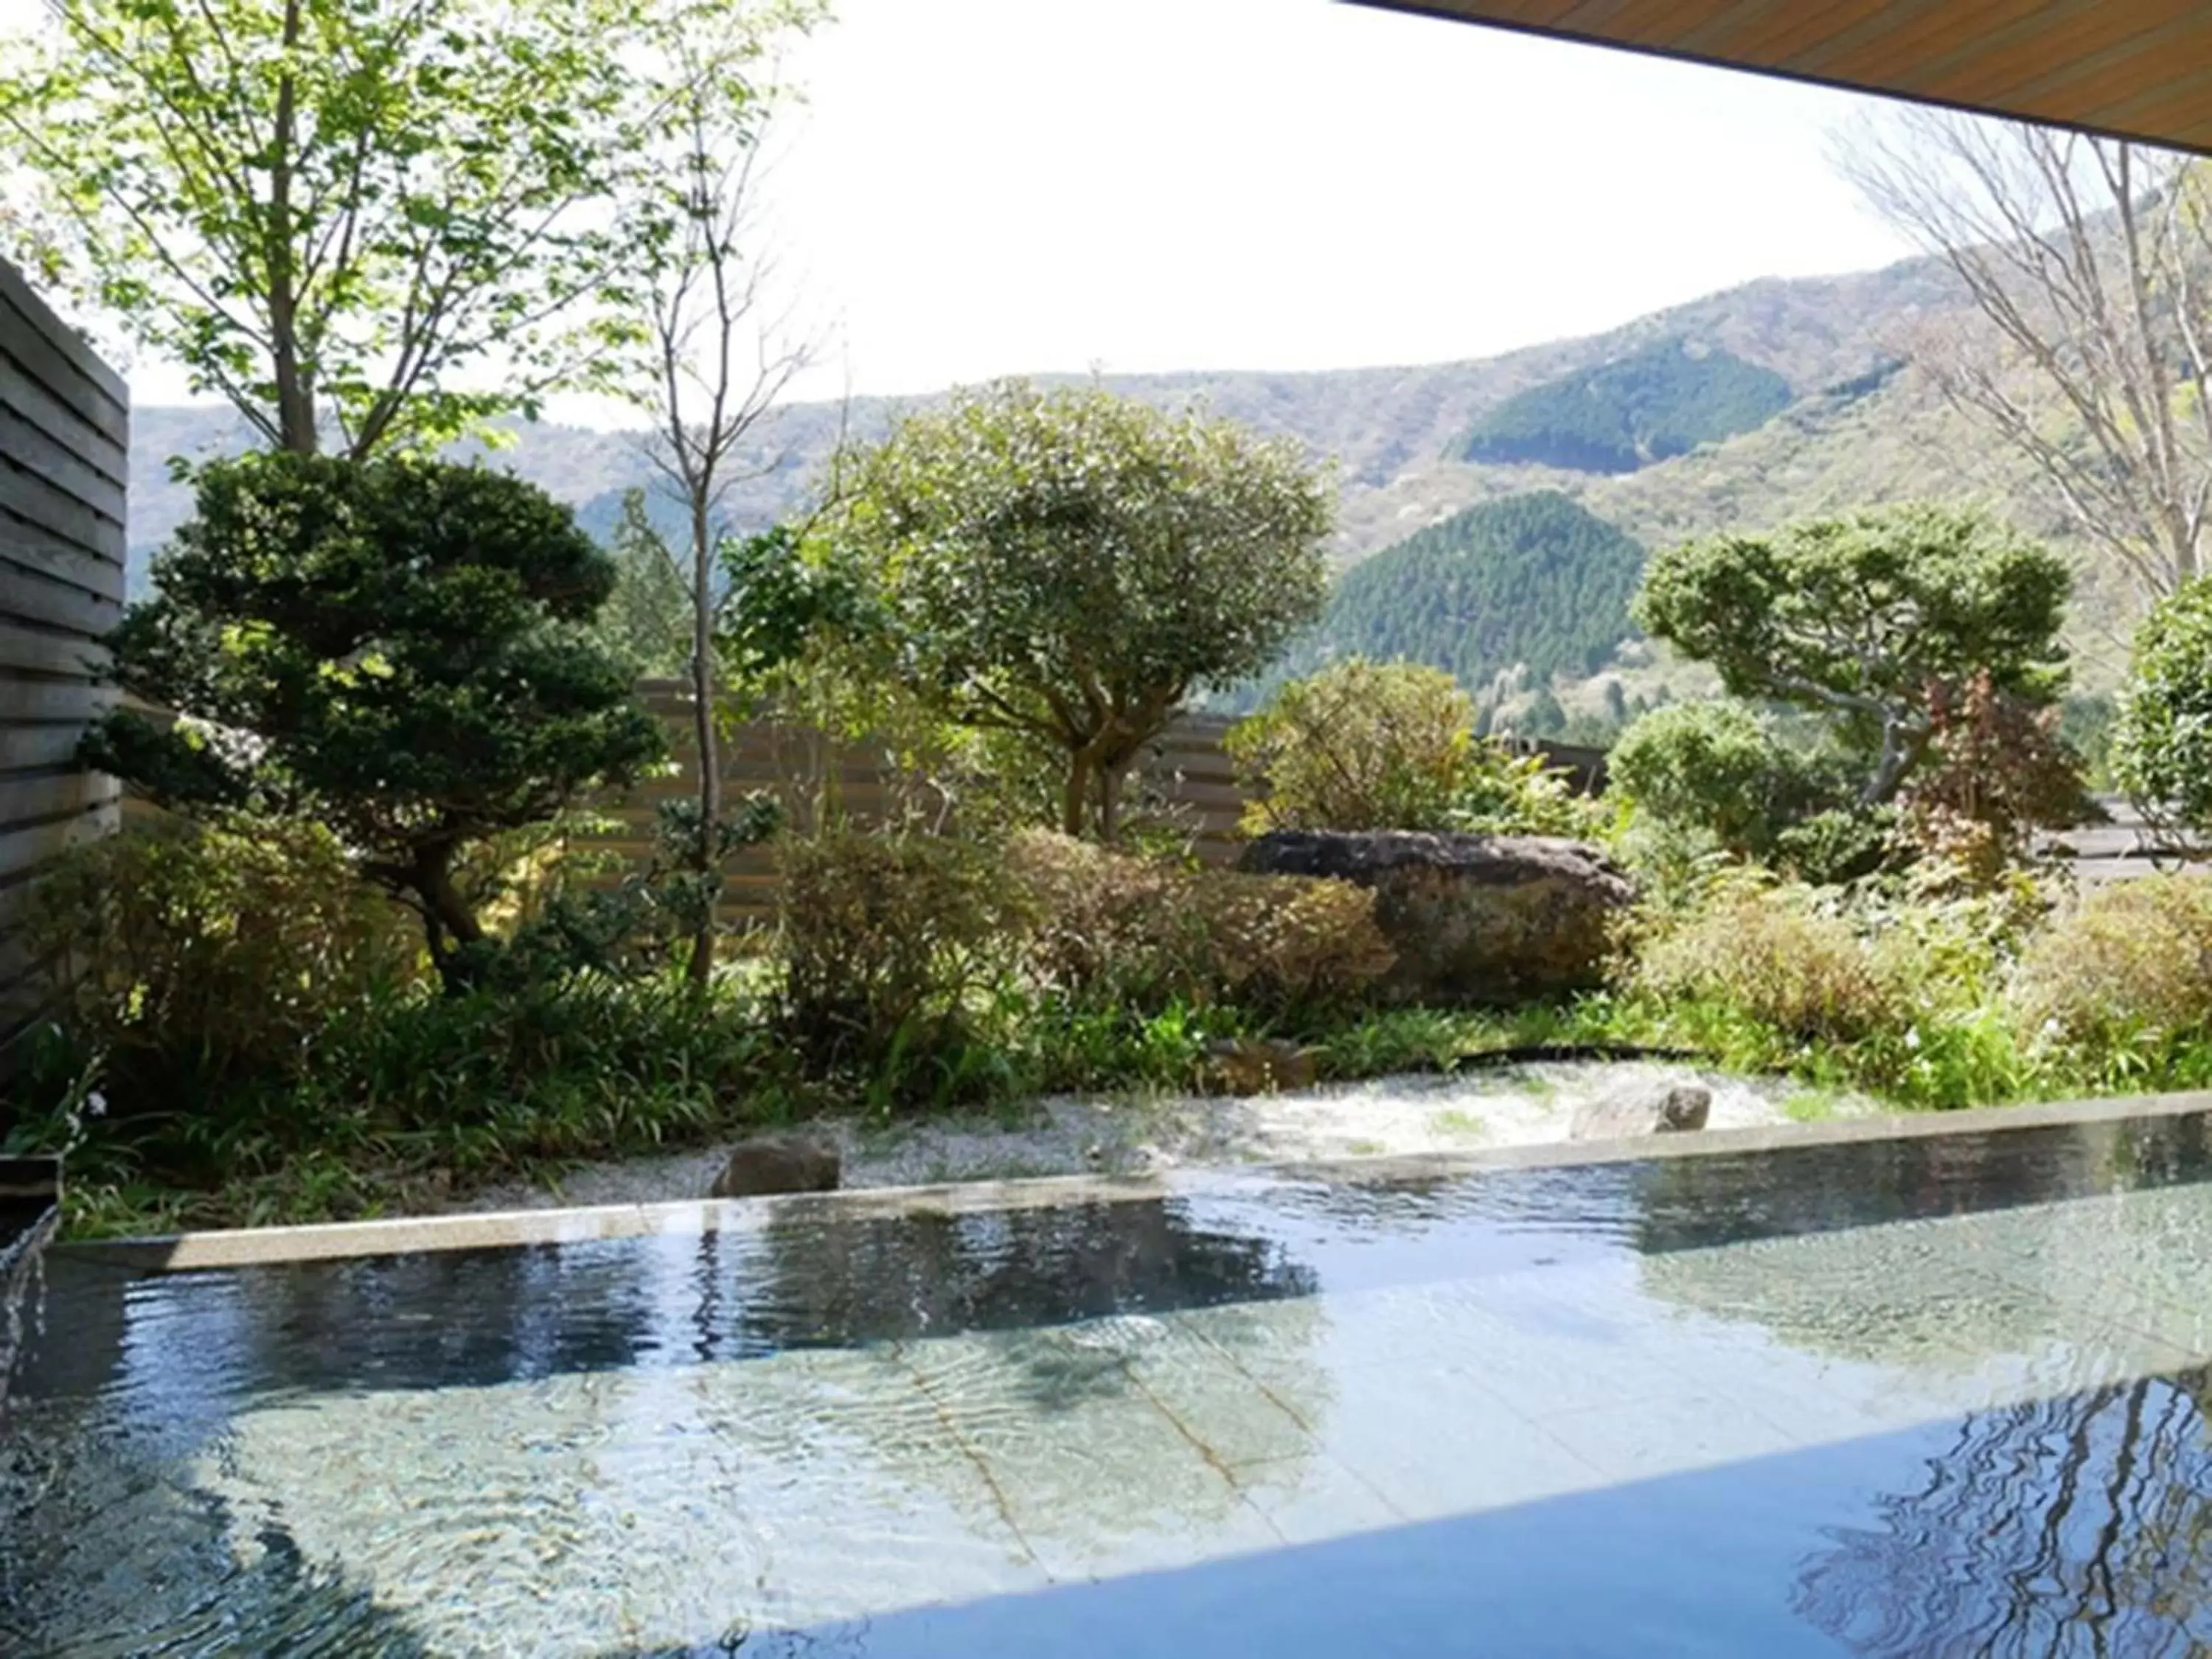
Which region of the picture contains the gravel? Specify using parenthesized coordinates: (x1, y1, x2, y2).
(452, 1060, 1877, 1214)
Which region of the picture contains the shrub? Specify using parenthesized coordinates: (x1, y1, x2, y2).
(1632, 880, 1901, 1043)
(1183, 867, 1397, 1020)
(1896, 669, 2090, 886)
(1006, 830, 1394, 1021)
(2012, 878, 2212, 1051)
(1610, 700, 1848, 860)
(1229, 658, 1584, 836)
(2114, 577, 2212, 847)
(24, 816, 424, 1107)
(1771, 806, 1897, 886)
(774, 829, 1028, 1077)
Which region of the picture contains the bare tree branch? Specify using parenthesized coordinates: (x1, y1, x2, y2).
(1838, 109, 2212, 604)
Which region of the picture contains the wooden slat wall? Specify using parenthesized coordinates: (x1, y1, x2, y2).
(0, 258, 126, 1055)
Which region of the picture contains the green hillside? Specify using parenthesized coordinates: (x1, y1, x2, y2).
(1461, 338, 1793, 473)
(1282, 490, 1646, 690)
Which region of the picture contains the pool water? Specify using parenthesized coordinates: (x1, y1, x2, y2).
(8, 1112, 2212, 1656)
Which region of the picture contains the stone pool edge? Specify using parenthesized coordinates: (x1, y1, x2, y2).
(53, 1088, 2212, 1274)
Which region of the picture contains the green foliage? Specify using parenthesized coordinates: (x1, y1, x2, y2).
(1006, 831, 1396, 1023)
(773, 829, 1032, 1090)
(1228, 659, 1472, 833)
(2012, 879, 2212, 1055)
(717, 524, 883, 710)
(594, 490, 692, 676)
(2059, 692, 2118, 790)
(495, 794, 781, 984)
(1609, 701, 1840, 858)
(1283, 492, 1644, 695)
(1462, 339, 1792, 473)
(0, 0, 818, 456)
(840, 380, 1332, 840)
(1227, 658, 1585, 835)
(1633, 880, 1903, 1045)
(84, 454, 667, 975)
(9, 971, 780, 1233)
(1635, 503, 2073, 804)
(1771, 807, 1898, 887)
(22, 817, 425, 1098)
(2114, 577, 2212, 844)
(1605, 699, 1887, 884)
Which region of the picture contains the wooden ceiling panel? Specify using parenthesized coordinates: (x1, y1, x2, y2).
(1354, 0, 2212, 154)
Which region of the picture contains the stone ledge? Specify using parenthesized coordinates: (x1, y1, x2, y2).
(54, 1088, 2212, 1274)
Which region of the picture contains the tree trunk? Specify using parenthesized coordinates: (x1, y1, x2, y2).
(1097, 759, 1124, 845)
(686, 497, 719, 988)
(1863, 714, 1924, 807)
(267, 0, 317, 456)
(1062, 750, 1093, 838)
(414, 844, 484, 989)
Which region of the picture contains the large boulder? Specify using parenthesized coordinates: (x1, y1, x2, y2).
(1236, 831, 1633, 1006)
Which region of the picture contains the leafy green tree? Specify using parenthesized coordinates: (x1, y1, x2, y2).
(0, 0, 813, 456)
(595, 490, 692, 676)
(2115, 577, 2212, 850)
(841, 380, 1332, 841)
(1634, 504, 2071, 805)
(84, 455, 666, 980)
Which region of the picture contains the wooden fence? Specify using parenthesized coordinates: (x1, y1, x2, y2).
(573, 693, 1610, 929)
(0, 257, 127, 1056)
(116, 680, 1613, 936)
(579, 685, 1251, 928)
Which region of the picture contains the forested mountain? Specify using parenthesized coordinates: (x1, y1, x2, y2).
(122, 245, 2138, 684)
(1461, 339, 1792, 473)
(1282, 491, 1646, 689)
(119, 254, 1961, 573)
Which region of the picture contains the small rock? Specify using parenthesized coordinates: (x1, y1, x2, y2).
(1570, 1082, 1712, 1141)
(709, 1133, 841, 1199)
(1205, 1038, 1321, 1096)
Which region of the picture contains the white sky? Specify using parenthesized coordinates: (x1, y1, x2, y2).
(10, 0, 1926, 411)
(748, 0, 1921, 402)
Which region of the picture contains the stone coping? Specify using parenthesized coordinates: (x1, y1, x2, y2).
(54, 1088, 2212, 1276)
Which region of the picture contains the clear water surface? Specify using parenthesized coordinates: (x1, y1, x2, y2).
(8, 1112, 2212, 1656)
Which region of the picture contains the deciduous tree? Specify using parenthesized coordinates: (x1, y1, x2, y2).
(619, 16, 821, 982)
(0, 0, 810, 456)
(1840, 112, 2212, 602)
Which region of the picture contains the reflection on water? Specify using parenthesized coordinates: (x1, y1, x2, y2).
(9, 1111, 2212, 1655)
(1798, 1374, 2212, 1657)
(1, 1197, 1330, 1655)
